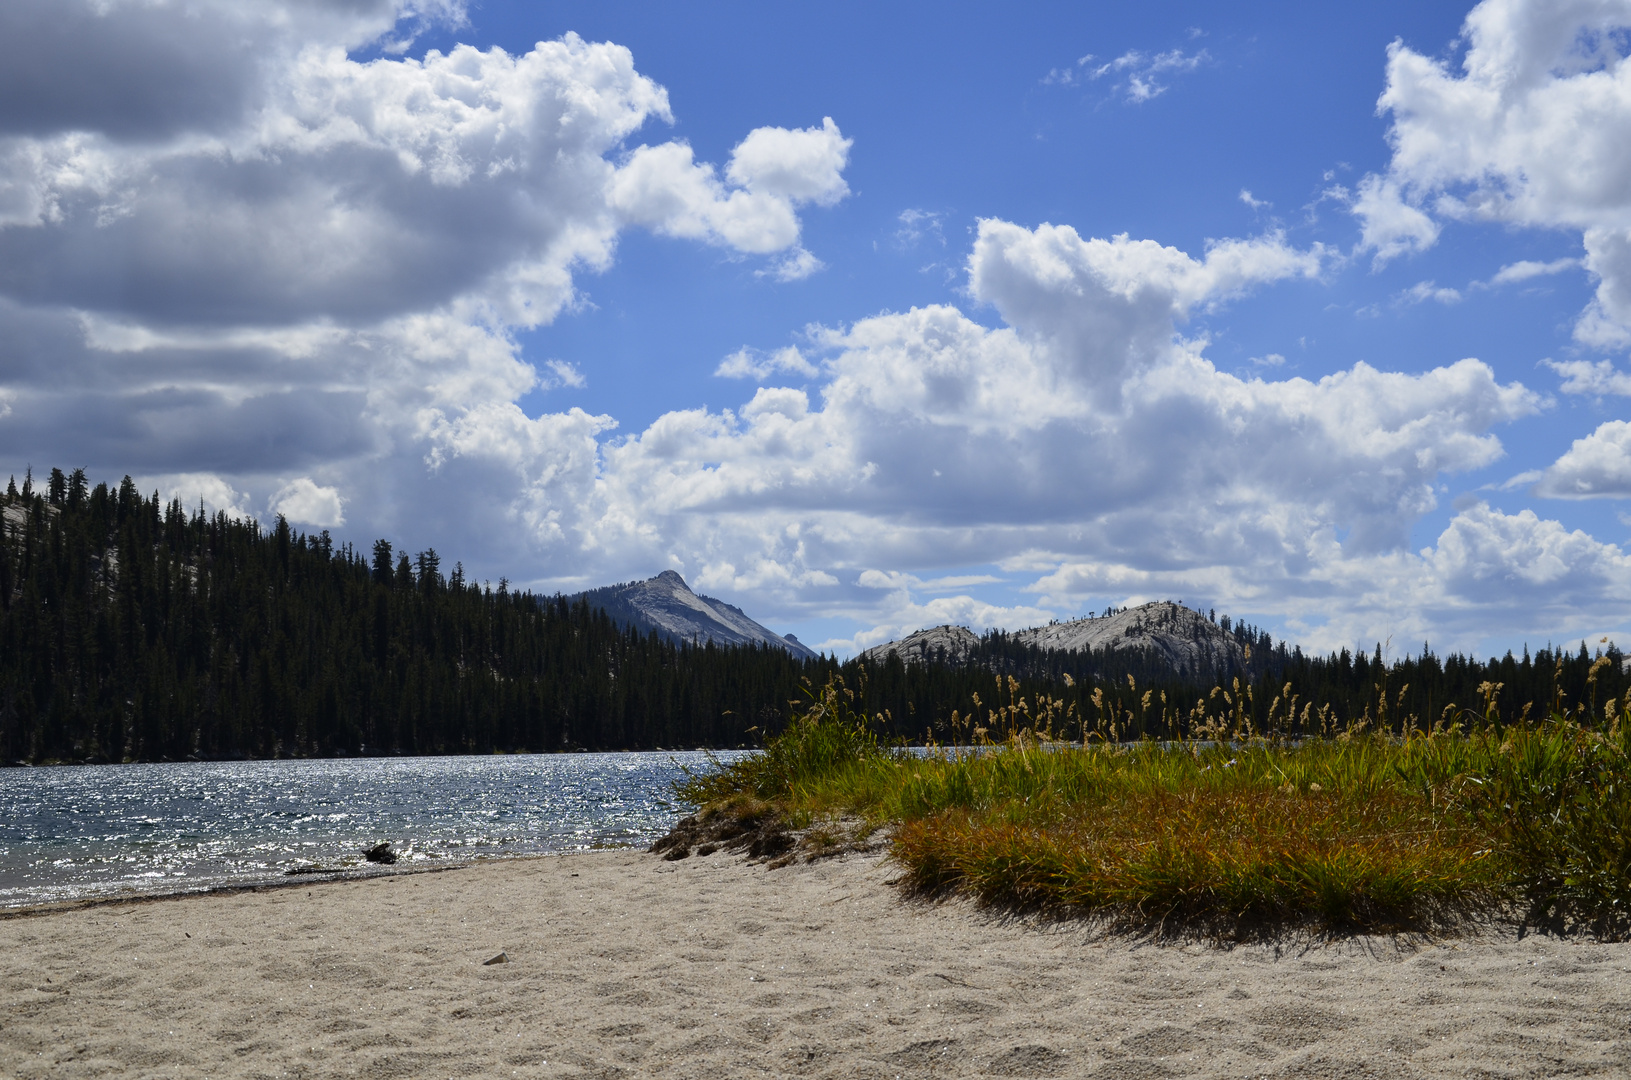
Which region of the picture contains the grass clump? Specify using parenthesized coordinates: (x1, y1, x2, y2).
(679, 674, 1631, 938)
(859, 735, 1500, 934)
(678, 679, 890, 808)
(1464, 716, 1631, 937)
(893, 779, 1493, 932)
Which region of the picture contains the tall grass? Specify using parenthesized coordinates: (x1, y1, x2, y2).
(679, 672, 1631, 937)
(1464, 715, 1631, 936)
(677, 679, 890, 806)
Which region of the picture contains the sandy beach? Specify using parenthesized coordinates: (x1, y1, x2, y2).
(2, 847, 1629, 1079)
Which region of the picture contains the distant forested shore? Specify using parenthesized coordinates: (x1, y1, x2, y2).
(2, 467, 1624, 764)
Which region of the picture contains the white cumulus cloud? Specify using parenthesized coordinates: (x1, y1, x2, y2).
(1545, 357, 1631, 396)
(138, 472, 256, 521)
(573, 218, 1545, 650)
(1536, 421, 1631, 498)
(715, 346, 819, 381)
(608, 117, 849, 256)
(270, 477, 347, 527)
(1357, 0, 1631, 345)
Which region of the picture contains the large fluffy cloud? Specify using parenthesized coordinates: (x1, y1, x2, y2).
(0, 1, 849, 573)
(607, 116, 847, 279)
(0, 11, 843, 325)
(1357, 0, 1631, 346)
(572, 220, 1567, 652)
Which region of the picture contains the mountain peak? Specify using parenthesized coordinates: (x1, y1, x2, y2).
(862, 602, 1242, 676)
(571, 572, 817, 660)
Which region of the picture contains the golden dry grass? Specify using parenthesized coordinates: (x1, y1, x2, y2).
(679, 677, 1631, 937)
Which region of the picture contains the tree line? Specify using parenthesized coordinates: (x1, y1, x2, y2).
(849, 624, 1628, 745)
(2, 467, 1623, 763)
(0, 469, 828, 763)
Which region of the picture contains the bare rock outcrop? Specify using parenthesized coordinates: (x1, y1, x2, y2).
(1013, 601, 1243, 673)
(859, 625, 981, 666)
(863, 601, 1243, 677)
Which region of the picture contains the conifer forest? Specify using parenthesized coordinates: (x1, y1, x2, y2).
(2, 468, 1624, 764)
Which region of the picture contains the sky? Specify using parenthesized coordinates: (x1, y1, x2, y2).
(4, 0, 1631, 660)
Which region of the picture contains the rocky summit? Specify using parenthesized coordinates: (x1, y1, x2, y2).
(863, 601, 1243, 675)
(858, 625, 983, 666)
(573, 570, 818, 660)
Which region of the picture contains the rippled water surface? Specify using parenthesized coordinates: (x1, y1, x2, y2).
(0, 753, 731, 908)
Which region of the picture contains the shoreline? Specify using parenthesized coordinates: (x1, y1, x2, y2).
(0, 860, 477, 921)
(0, 847, 652, 919)
(5, 847, 1631, 1078)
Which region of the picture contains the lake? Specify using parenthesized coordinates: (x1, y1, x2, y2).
(0, 752, 731, 909)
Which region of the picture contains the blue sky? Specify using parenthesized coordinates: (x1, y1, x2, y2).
(3, 0, 1630, 659)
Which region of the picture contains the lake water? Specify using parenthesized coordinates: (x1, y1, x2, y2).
(0, 752, 732, 909)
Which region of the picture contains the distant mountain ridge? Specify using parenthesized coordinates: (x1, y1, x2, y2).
(862, 601, 1244, 675)
(572, 570, 819, 659)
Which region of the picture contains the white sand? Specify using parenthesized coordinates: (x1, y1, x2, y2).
(2, 848, 1629, 1078)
